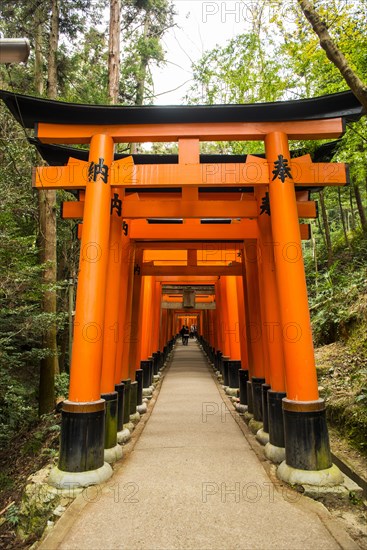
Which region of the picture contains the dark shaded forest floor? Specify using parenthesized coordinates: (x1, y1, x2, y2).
(0, 414, 60, 549)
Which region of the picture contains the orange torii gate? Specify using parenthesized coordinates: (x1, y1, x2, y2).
(0, 89, 363, 489)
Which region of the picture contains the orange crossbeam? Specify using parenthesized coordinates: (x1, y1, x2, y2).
(61, 199, 316, 220)
(141, 265, 243, 276)
(34, 157, 347, 190)
(135, 241, 244, 250)
(36, 118, 344, 143)
(129, 219, 258, 240)
(76, 219, 310, 240)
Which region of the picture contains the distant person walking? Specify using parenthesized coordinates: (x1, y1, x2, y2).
(182, 325, 189, 346)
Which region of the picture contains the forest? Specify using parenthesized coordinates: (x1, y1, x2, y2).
(0, 0, 366, 544)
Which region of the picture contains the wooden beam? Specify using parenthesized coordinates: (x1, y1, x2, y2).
(141, 264, 243, 276)
(61, 198, 317, 219)
(129, 219, 259, 240)
(34, 157, 347, 190)
(157, 276, 218, 283)
(36, 118, 344, 144)
(135, 241, 245, 250)
(162, 302, 216, 309)
(75, 219, 311, 240)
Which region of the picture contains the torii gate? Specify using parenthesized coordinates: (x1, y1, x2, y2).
(0, 89, 363, 489)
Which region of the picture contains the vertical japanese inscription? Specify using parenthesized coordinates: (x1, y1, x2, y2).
(88, 157, 109, 183)
(272, 155, 293, 183)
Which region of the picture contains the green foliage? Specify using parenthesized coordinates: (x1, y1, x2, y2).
(5, 504, 20, 527)
(187, 32, 286, 106)
(55, 372, 70, 398)
(21, 431, 44, 456)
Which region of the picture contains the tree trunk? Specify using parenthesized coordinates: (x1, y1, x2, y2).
(319, 190, 333, 265)
(34, 9, 44, 96)
(354, 182, 367, 233)
(337, 187, 349, 246)
(298, 0, 367, 110)
(136, 17, 149, 106)
(108, 0, 121, 104)
(38, 0, 60, 415)
(349, 186, 356, 231)
(47, 0, 59, 98)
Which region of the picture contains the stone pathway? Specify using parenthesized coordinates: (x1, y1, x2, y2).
(43, 340, 355, 549)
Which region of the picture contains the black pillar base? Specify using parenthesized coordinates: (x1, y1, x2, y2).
(141, 360, 152, 388)
(215, 351, 222, 373)
(251, 377, 265, 421)
(114, 383, 125, 432)
(261, 384, 271, 433)
(122, 379, 131, 424)
(268, 391, 286, 448)
(101, 392, 118, 450)
(135, 369, 143, 405)
(228, 361, 241, 389)
(222, 359, 230, 386)
(147, 357, 154, 384)
(246, 381, 253, 414)
(130, 381, 138, 415)
(239, 369, 249, 405)
(59, 400, 105, 472)
(283, 398, 332, 471)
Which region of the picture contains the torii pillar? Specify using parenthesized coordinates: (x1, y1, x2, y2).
(266, 132, 342, 485)
(49, 134, 114, 488)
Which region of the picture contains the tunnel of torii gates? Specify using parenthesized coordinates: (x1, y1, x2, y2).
(0, 89, 364, 489)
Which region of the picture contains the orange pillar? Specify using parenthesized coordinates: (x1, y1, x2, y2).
(118, 241, 135, 382)
(58, 134, 114, 476)
(140, 276, 154, 360)
(208, 309, 215, 347)
(160, 307, 168, 350)
(265, 131, 333, 473)
(235, 274, 251, 409)
(243, 240, 265, 421)
(243, 241, 265, 379)
(214, 281, 223, 352)
(100, 193, 124, 395)
(100, 188, 125, 455)
(218, 277, 231, 357)
(255, 186, 286, 394)
(127, 248, 143, 377)
(265, 133, 318, 402)
(224, 276, 241, 360)
(235, 276, 249, 370)
(151, 281, 162, 353)
(113, 229, 134, 435)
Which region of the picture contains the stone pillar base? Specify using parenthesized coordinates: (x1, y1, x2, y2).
(277, 461, 343, 487)
(264, 442, 285, 464)
(104, 444, 123, 464)
(256, 428, 269, 446)
(235, 403, 248, 414)
(130, 411, 141, 425)
(243, 411, 254, 424)
(137, 403, 147, 414)
(225, 387, 239, 397)
(48, 462, 113, 490)
(117, 428, 131, 444)
(123, 421, 135, 432)
(249, 418, 263, 434)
